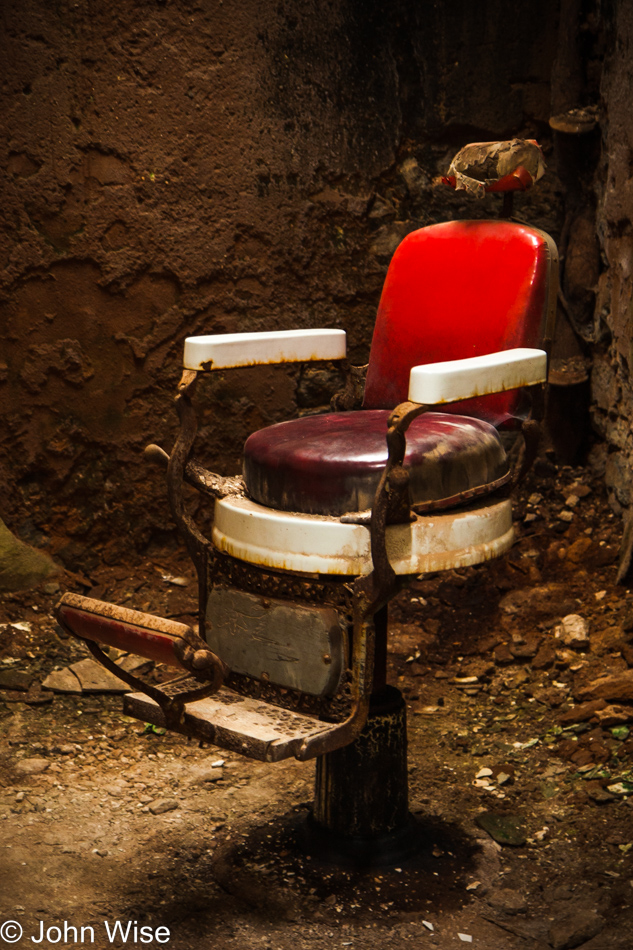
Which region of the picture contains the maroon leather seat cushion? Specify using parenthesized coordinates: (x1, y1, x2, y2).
(243, 410, 510, 516)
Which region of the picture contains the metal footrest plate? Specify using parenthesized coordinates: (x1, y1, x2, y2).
(124, 688, 336, 762)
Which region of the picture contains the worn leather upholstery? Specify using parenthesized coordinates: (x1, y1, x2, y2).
(243, 410, 509, 516)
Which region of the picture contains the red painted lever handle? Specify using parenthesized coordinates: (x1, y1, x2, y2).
(56, 593, 194, 668)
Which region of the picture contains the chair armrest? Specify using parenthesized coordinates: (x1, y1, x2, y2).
(408, 347, 547, 405)
(183, 329, 346, 371)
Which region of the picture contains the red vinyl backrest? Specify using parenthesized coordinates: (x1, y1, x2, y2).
(363, 220, 557, 427)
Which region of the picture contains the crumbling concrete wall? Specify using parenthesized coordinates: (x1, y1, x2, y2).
(0, 0, 560, 569)
(592, 2, 633, 523)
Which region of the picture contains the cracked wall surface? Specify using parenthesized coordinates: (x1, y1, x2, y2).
(1, 0, 560, 568)
(593, 1, 633, 521)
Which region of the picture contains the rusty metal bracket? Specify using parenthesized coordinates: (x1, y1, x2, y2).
(365, 400, 428, 606)
(297, 401, 428, 760)
(145, 443, 245, 499)
(84, 639, 224, 730)
(510, 417, 542, 488)
(166, 369, 211, 641)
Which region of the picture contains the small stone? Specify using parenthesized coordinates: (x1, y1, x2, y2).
(607, 782, 633, 796)
(189, 767, 224, 785)
(531, 641, 557, 670)
(568, 481, 591, 498)
(593, 705, 633, 726)
(116, 655, 153, 674)
(493, 643, 514, 665)
(506, 668, 531, 689)
(547, 907, 604, 950)
(557, 699, 608, 725)
(558, 510, 574, 522)
(509, 633, 542, 659)
(487, 888, 528, 915)
(555, 614, 589, 648)
(15, 757, 49, 775)
(23, 685, 54, 706)
(70, 658, 128, 693)
(586, 786, 616, 804)
(0, 670, 33, 691)
(576, 670, 633, 703)
(161, 574, 189, 587)
(532, 686, 567, 707)
(149, 799, 179, 815)
(590, 625, 624, 654)
(475, 812, 527, 846)
(42, 668, 82, 693)
(565, 537, 593, 563)
(9, 621, 32, 633)
(399, 157, 430, 197)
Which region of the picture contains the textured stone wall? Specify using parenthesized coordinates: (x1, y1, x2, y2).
(0, 0, 560, 568)
(593, 2, 633, 522)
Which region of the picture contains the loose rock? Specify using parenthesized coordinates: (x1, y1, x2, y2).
(547, 907, 605, 950)
(149, 799, 179, 815)
(576, 670, 633, 703)
(15, 758, 50, 775)
(475, 812, 527, 846)
(42, 669, 82, 693)
(554, 614, 589, 648)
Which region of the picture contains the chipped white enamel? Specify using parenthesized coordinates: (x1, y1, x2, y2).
(408, 347, 547, 405)
(184, 329, 347, 371)
(212, 494, 514, 576)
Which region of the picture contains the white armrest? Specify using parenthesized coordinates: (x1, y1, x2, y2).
(183, 329, 346, 371)
(408, 347, 547, 405)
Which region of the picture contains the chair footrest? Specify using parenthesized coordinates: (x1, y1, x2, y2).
(124, 688, 337, 762)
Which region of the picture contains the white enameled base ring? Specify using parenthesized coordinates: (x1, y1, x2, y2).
(212, 494, 514, 576)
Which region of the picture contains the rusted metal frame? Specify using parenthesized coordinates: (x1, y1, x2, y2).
(504, 381, 547, 491)
(509, 417, 542, 489)
(85, 639, 223, 730)
(296, 596, 374, 760)
(298, 401, 427, 760)
(364, 400, 429, 607)
(167, 369, 212, 642)
(145, 442, 245, 500)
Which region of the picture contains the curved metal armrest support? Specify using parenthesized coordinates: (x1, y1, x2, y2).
(368, 349, 550, 592)
(162, 332, 346, 635)
(166, 370, 212, 638)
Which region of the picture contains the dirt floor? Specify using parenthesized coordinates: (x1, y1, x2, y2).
(2, 457, 633, 950)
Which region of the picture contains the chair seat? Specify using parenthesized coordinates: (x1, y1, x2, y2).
(243, 410, 510, 516)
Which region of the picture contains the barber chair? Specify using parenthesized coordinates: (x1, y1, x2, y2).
(56, 150, 557, 860)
